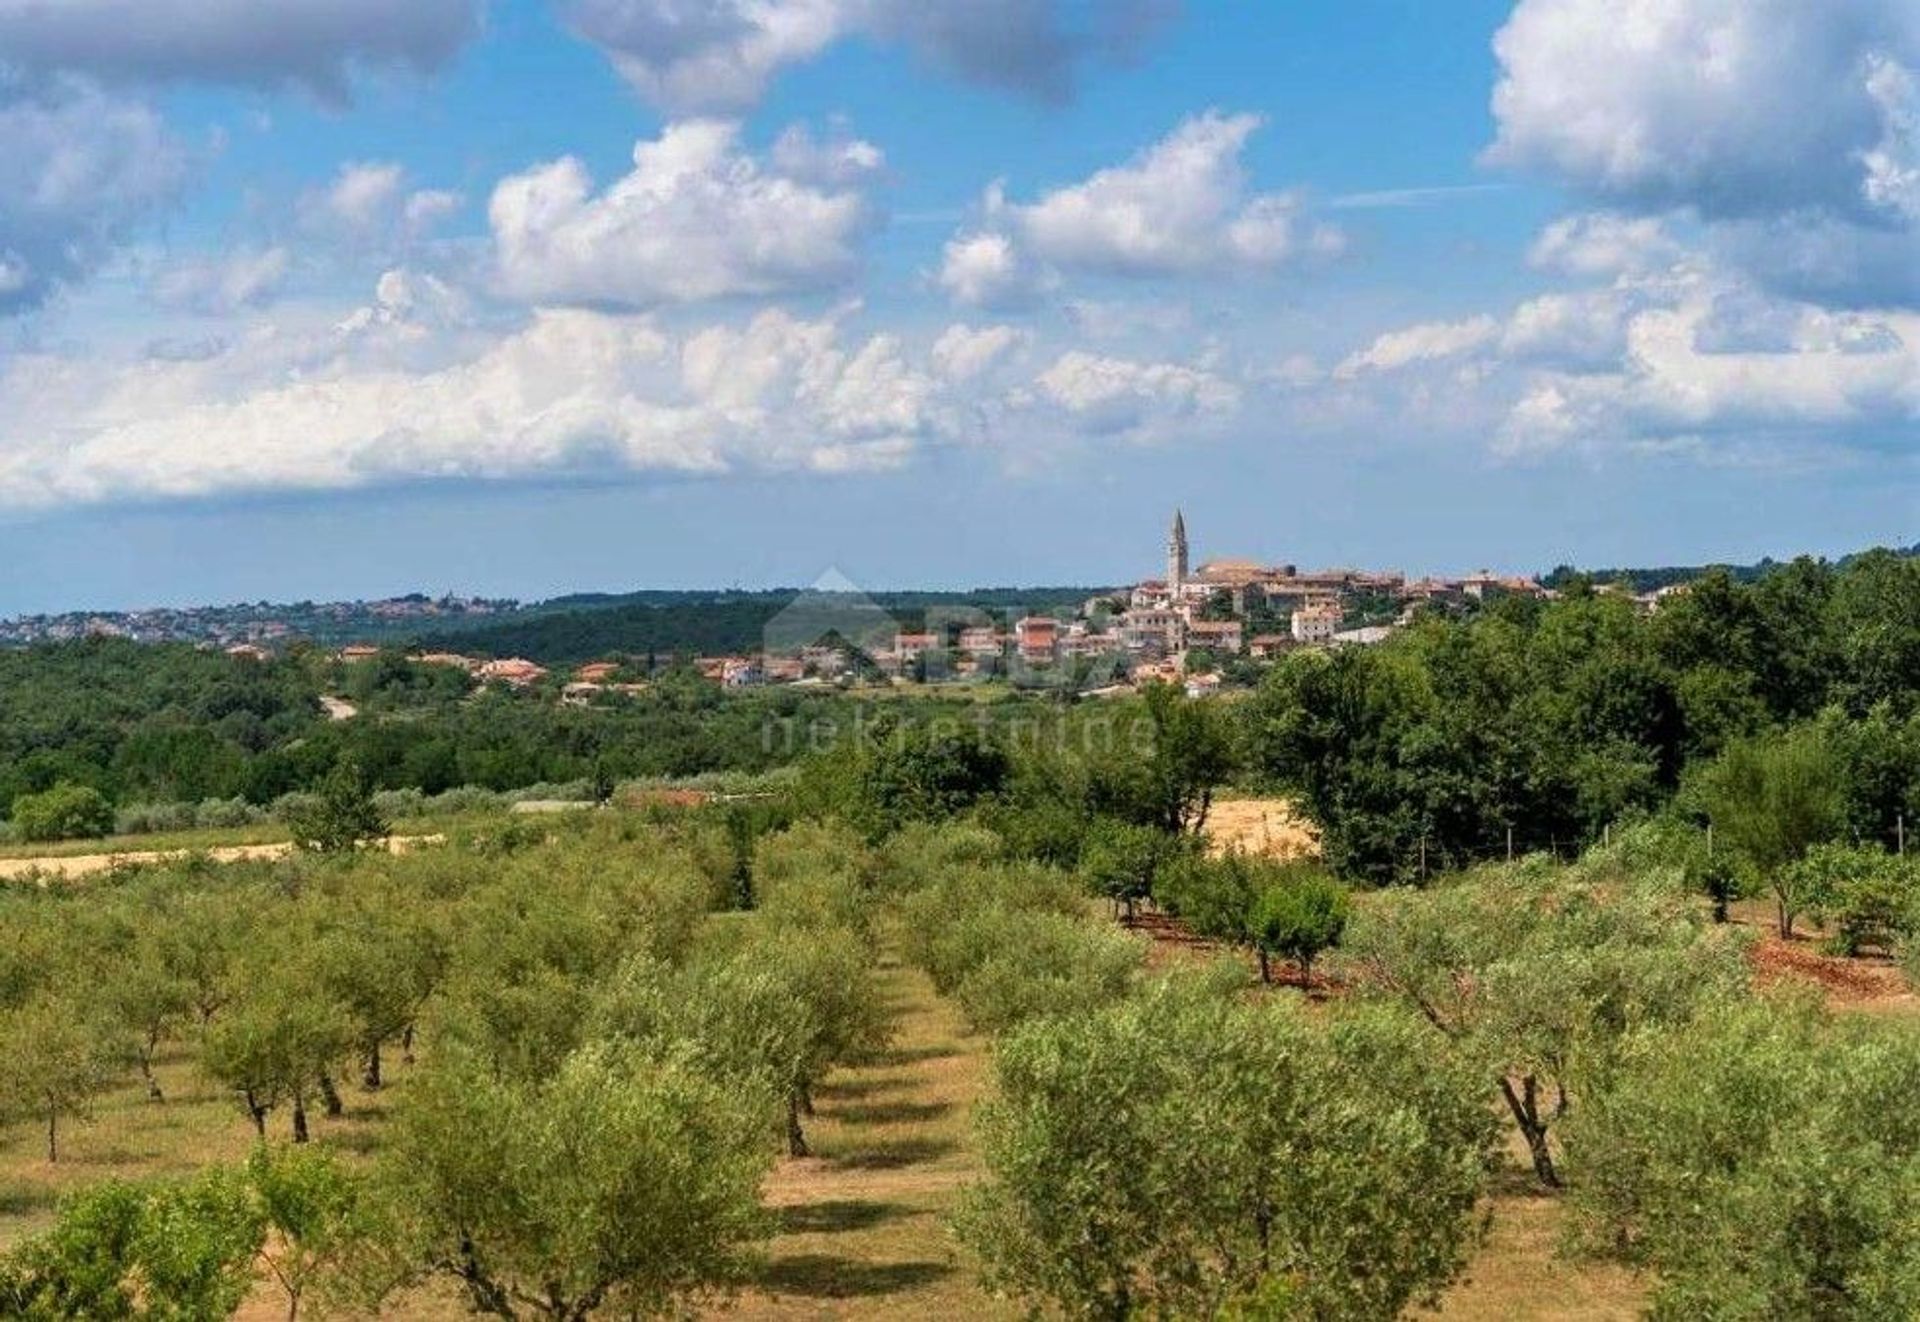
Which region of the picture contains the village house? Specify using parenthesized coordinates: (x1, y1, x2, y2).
(1185, 619, 1245, 655)
(414, 651, 483, 673)
(957, 625, 1004, 656)
(799, 644, 850, 678)
(1119, 607, 1182, 653)
(1249, 634, 1293, 660)
(1184, 672, 1224, 699)
(1462, 571, 1548, 602)
(1015, 617, 1059, 664)
(1291, 603, 1343, 645)
(763, 656, 806, 683)
(478, 657, 549, 686)
(892, 632, 938, 666)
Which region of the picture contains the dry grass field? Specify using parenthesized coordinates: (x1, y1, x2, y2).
(1205, 795, 1323, 862)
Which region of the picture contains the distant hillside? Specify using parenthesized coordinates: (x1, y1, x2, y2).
(433, 586, 1113, 665)
(1542, 543, 1920, 595)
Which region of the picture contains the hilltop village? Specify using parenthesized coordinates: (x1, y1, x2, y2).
(321, 513, 1664, 701)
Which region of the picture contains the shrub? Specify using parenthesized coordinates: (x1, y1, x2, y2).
(194, 797, 262, 829)
(1248, 871, 1349, 985)
(0, 1172, 263, 1319)
(114, 801, 198, 836)
(1565, 994, 1920, 1318)
(951, 913, 1145, 1034)
(10, 784, 115, 843)
(878, 821, 1005, 895)
(371, 788, 427, 821)
(421, 785, 507, 817)
(1790, 844, 1919, 956)
(959, 976, 1497, 1320)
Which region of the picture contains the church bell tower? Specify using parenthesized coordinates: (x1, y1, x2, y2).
(1167, 509, 1189, 594)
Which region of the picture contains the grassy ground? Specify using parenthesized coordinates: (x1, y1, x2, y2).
(0, 1043, 391, 1254)
(722, 938, 1011, 1321)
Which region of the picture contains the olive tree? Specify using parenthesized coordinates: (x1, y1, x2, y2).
(104, 943, 193, 1102)
(957, 975, 1498, 1320)
(0, 1171, 264, 1318)
(248, 1144, 375, 1322)
(284, 759, 387, 854)
(1157, 855, 1349, 987)
(1345, 865, 1749, 1188)
(592, 925, 890, 1159)
(1080, 819, 1176, 924)
(1247, 870, 1349, 987)
(201, 974, 354, 1142)
(1564, 993, 1920, 1319)
(0, 992, 126, 1163)
(381, 1041, 771, 1320)
(308, 896, 448, 1091)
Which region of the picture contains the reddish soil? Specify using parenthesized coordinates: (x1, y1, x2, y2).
(621, 787, 715, 809)
(1120, 909, 1340, 995)
(1747, 933, 1913, 1006)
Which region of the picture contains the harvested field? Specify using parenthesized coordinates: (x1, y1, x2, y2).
(1205, 796, 1321, 862)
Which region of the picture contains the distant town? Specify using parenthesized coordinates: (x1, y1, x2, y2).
(151, 510, 1702, 702)
(0, 593, 518, 651)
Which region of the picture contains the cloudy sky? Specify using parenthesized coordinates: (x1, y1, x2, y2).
(0, 0, 1915, 611)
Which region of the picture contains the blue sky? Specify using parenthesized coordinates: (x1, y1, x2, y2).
(0, 0, 1914, 612)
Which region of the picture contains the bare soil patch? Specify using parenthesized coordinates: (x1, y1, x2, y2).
(0, 834, 443, 883)
(1749, 933, 1913, 1006)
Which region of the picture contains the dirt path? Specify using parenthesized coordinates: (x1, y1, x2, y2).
(0, 834, 443, 882)
(718, 943, 1010, 1321)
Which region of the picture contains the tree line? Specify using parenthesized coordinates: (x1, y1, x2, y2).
(1245, 551, 1920, 883)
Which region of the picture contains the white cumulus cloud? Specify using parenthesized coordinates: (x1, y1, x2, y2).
(1034, 349, 1239, 436)
(150, 246, 291, 314)
(1488, 0, 1920, 221)
(305, 161, 463, 245)
(1008, 111, 1341, 275)
(557, 0, 1179, 114)
(0, 293, 963, 507)
(1529, 213, 1681, 277)
(1334, 316, 1501, 380)
(937, 227, 1051, 309)
(0, 80, 187, 313)
(931, 323, 1027, 380)
(937, 112, 1340, 306)
(489, 119, 877, 308)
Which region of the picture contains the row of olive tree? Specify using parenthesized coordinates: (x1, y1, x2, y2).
(0, 812, 892, 1319)
(885, 822, 1499, 1320)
